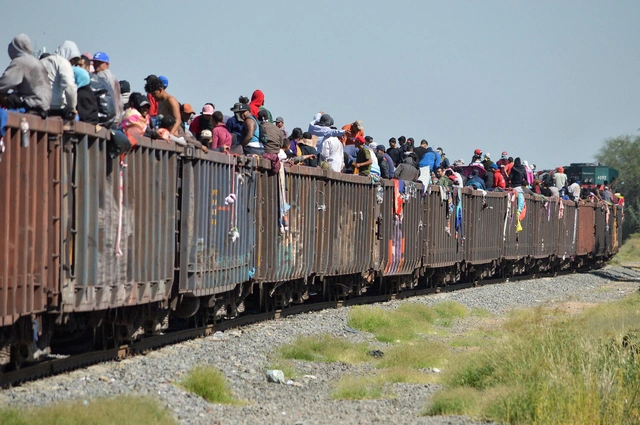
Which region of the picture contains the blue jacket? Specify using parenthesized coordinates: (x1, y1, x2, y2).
(308, 113, 345, 153)
(383, 153, 395, 177)
(418, 147, 441, 169)
(466, 175, 486, 190)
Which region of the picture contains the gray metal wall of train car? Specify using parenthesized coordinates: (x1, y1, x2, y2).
(60, 127, 178, 312)
(255, 167, 379, 282)
(576, 204, 596, 256)
(531, 197, 558, 258)
(462, 188, 505, 264)
(178, 151, 257, 296)
(379, 180, 423, 276)
(423, 187, 463, 268)
(503, 193, 533, 259)
(557, 201, 577, 259)
(0, 114, 61, 326)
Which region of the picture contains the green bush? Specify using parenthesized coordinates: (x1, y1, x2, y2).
(0, 396, 176, 425)
(181, 365, 240, 404)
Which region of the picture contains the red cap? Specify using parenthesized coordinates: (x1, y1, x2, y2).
(355, 136, 366, 144)
(474, 149, 482, 155)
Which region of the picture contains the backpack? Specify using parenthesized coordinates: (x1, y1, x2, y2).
(258, 121, 268, 146)
(90, 74, 116, 128)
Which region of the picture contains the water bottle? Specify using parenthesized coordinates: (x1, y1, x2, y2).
(20, 117, 29, 147)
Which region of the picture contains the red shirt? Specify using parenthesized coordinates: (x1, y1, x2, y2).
(211, 123, 232, 150)
(493, 170, 506, 189)
(147, 93, 158, 117)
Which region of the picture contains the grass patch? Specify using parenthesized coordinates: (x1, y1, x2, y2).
(348, 303, 435, 342)
(348, 301, 469, 342)
(433, 301, 468, 327)
(331, 375, 390, 400)
(277, 334, 370, 363)
(448, 330, 497, 349)
(0, 396, 176, 425)
(376, 340, 449, 369)
(470, 307, 493, 318)
(379, 367, 436, 384)
(425, 293, 640, 424)
(423, 386, 483, 416)
(181, 365, 240, 404)
(610, 233, 640, 265)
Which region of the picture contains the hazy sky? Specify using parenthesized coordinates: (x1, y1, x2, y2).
(2, 0, 639, 169)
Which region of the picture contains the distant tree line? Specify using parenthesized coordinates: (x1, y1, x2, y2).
(595, 135, 640, 239)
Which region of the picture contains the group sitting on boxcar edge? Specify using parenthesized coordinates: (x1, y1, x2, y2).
(0, 33, 623, 206)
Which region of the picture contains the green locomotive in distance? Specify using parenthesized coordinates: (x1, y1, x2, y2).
(563, 163, 619, 189)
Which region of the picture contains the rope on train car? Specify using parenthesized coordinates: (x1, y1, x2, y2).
(226, 155, 240, 242)
(115, 158, 127, 257)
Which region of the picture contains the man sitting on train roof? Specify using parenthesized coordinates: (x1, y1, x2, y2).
(238, 103, 264, 156)
(553, 166, 568, 190)
(353, 135, 373, 176)
(0, 34, 52, 118)
(341, 119, 364, 146)
(436, 166, 452, 187)
(308, 112, 346, 154)
(466, 168, 486, 190)
(393, 147, 420, 182)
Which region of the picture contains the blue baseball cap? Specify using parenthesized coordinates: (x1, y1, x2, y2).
(93, 52, 109, 63)
(159, 75, 168, 88)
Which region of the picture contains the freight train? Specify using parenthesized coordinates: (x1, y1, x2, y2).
(0, 112, 623, 370)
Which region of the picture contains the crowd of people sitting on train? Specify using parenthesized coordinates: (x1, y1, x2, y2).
(0, 34, 621, 206)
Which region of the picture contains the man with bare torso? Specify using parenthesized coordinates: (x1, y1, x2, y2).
(145, 76, 180, 135)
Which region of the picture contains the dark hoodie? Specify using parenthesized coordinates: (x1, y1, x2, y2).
(0, 34, 52, 111)
(509, 157, 527, 187)
(394, 155, 420, 182)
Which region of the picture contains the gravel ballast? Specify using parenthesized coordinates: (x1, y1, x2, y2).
(1, 265, 639, 425)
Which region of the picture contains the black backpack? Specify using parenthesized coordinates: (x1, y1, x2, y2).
(90, 74, 116, 128)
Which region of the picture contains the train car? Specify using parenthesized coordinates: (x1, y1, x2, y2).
(0, 111, 624, 371)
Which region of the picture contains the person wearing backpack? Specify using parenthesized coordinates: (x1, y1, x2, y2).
(238, 103, 264, 156)
(73, 66, 98, 124)
(258, 109, 284, 172)
(78, 56, 115, 128)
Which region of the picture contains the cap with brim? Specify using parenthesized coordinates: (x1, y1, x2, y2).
(275, 117, 284, 123)
(355, 136, 366, 144)
(139, 100, 150, 108)
(182, 104, 195, 114)
(93, 51, 109, 63)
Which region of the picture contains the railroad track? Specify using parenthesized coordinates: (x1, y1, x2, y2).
(0, 271, 566, 388)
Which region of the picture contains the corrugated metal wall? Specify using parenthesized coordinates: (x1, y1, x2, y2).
(178, 151, 257, 296)
(576, 204, 596, 256)
(378, 180, 423, 276)
(594, 203, 608, 256)
(531, 197, 558, 258)
(254, 164, 323, 282)
(503, 192, 532, 259)
(557, 201, 577, 259)
(0, 114, 61, 326)
(463, 188, 505, 264)
(423, 186, 463, 268)
(60, 126, 178, 312)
